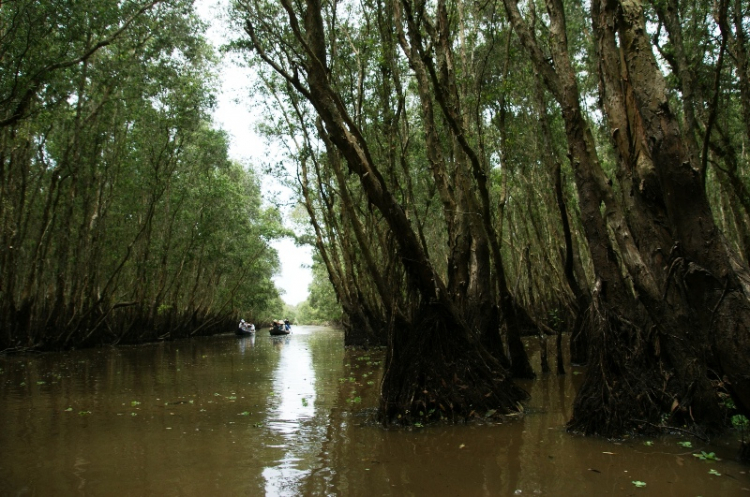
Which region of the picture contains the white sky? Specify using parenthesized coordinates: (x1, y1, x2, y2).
(196, 0, 313, 306)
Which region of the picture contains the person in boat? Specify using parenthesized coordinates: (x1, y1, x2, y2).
(284, 318, 291, 331)
(248, 322, 255, 333)
(239, 319, 246, 333)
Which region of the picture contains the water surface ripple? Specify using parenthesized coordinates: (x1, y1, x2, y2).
(1, 326, 748, 495)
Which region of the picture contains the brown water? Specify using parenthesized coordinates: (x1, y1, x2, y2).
(1, 325, 748, 496)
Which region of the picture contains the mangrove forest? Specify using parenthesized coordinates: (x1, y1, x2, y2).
(3, 0, 750, 446)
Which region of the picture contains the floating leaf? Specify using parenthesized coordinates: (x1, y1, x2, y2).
(36, 381, 46, 385)
(239, 411, 250, 416)
(602, 451, 615, 455)
(631, 481, 646, 488)
(678, 441, 692, 448)
(643, 441, 654, 447)
(708, 469, 721, 476)
(485, 409, 497, 418)
(131, 400, 141, 407)
(693, 451, 718, 461)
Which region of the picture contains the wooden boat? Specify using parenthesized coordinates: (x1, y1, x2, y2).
(236, 322, 255, 335)
(269, 323, 290, 336)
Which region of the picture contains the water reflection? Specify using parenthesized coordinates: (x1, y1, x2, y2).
(2, 328, 749, 496)
(237, 334, 256, 355)
(263, 328, 317, 495)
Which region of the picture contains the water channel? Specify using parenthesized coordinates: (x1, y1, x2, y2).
(1, 325, 748, 495)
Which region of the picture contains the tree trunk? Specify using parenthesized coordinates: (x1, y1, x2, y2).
(243, 0, 527, 422)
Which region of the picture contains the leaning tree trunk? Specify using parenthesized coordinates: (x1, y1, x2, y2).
(397, 0, 535, 377)
(242, 0, 528, 423)
(503, 0, 685, 436)
(604, 0, 750, 417)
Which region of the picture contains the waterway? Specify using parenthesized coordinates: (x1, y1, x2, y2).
(1, 325, 748, 495)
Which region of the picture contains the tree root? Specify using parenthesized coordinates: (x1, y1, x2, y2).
(380, 303, 528, 425)
(567, 298, 671, 437)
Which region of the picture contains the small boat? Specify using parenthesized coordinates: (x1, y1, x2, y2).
(236, 321, 255, 335)
(269, 321, 290, 336)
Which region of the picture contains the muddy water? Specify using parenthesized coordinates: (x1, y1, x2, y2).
(1, 326, 748, 496)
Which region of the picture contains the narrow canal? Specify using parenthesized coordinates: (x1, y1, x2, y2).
(1, 326, 748, 495)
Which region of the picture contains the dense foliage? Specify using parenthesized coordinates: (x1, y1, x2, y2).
(0, 0, 285, 350)
(233, 0, 750, 436)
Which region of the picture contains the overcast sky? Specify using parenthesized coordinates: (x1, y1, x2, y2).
(196, 1, 313, 306)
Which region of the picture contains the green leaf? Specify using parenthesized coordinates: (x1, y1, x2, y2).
(708, 469, 721, 476)
(631, 481, 646, 488)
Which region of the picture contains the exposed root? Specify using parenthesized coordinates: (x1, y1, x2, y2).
(380, 303, 528, 425)
(566, 286, 730, 438)
(567, 295, 671, 437)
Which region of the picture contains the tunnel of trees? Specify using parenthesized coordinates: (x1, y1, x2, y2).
(233, 0, 750, 435)
(3, 0, 750, 439)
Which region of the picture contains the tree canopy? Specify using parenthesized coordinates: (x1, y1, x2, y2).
(0, 0, 286, 350)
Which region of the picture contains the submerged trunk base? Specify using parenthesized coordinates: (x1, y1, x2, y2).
(379, 304, 528, 425)
(566, 295, 725, 438)
(566, 304, 669, 437)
